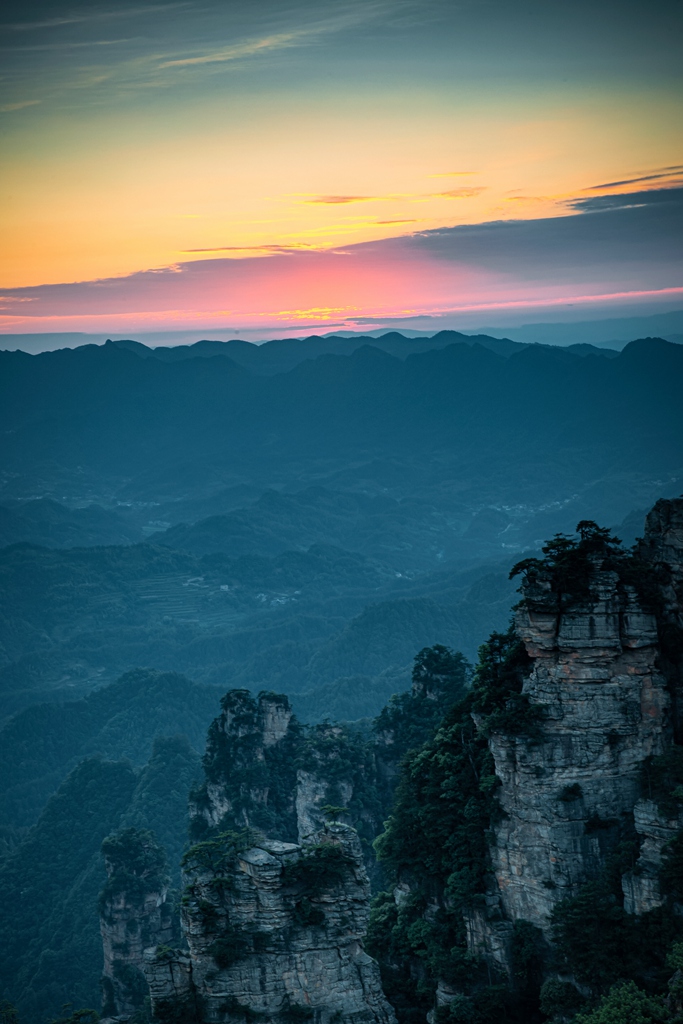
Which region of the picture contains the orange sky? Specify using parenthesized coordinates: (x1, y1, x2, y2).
(1, 0, 681, 331)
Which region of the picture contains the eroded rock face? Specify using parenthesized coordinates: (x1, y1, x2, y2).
(192, 695, 387, 881)
(145, 824, 396, 1024)
(99, 830, 174, 1016)
(640, 498, 683, 738)
(641, 499, 683, 595)
(192, 690, 300, 842)
(488, 562, 671, 934)
(142, 949, 195, 1020)
(623, 798, 683, 914)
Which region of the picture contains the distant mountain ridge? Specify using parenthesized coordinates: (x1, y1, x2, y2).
(110, 329, 528, 370)
(0, 335, 680, 569)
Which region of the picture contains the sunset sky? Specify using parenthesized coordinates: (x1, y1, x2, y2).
(1, 0, 681, 336)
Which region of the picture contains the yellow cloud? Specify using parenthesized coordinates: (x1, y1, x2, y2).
(433, 187, 486, 199)
(180, 243, 316, 256)
(303, 195, 381, 205)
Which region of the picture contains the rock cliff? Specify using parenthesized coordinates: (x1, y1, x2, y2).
(99, 828, 174, 1017)
(487, 556, 670, 936)
(191, 690, 301, 843)
(144, 824, 396, 1024)
(458, 506, 683, 982)
(369, 501, 683, 1022)
(96, 648, 464, 1022)
(190, 654, 467, 883)
(639, 498, 683, 735)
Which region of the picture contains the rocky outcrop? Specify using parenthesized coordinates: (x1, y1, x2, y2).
(463, 501, 683, 958)
(640, 498, 683, 599)
(143, 948, 196, 1022)
(191, 694, 398, 883)
(639, 498, 683, 738)
(99, 829, 174, 1016)
(622, 798, 683, 914)
(192, 690, 300, 843)
(144, 823, 396, 1024)
(487, 561, 670, 933)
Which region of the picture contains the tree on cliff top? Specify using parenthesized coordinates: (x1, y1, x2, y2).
(510, 519, 664, 614)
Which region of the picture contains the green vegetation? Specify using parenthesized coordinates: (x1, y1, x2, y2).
(0, 759, 137, 1023)
(2, 504, 681, 1023)
(48, 1010, 100, 1024)
(207, 927, 250, 968)
(192, 691, 301, 843)
(0, 669, 218, 832)
(0, 738, 202, 1023)
(292, 897, 326, 928)
(182, 828, 258, 875)
(469, 626, 537, 736)
(547, 807, 683, 1016)
(282, 843, 352, 895)
(573, 981, 669, 1024)
(551, 881, 639, 993)
(368, 665, 504, 1021)
(120, 735, 202, 887)
(0, 1003, 19, 1024)
(373, 645, 470, 753)
(558, 783, 584, 802)
(99, 827, 168, 916)
(641, 747, 683, 818)
(0, 520, 516, 736)
(510, 520, 663, 614)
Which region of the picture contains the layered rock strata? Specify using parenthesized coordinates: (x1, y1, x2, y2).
(487, 564, 670, 933)
(622, 798, 683, 914)
(100, 831, 174, 1016)
(639, 498, 683, 736)
(465, 498, 683, 965)
(143, 823, 396, 1024)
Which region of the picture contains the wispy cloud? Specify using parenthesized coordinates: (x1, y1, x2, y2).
(0, 99, 40, 112)
(272, 306, 359, 321)
(303, 195, 382, 205)
(586, 167, 683, 190)
(2, 39, 134, 53)
(4, 4, 189, 31)
(432, 187, 486, 199)
(159, 30, 304, 69)
(504, 195, 551, 203)
(158, 2, 395, 72)
(180, 243, 317, 255)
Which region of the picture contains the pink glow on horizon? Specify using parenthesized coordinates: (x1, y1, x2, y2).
(2, 285, 681, 335)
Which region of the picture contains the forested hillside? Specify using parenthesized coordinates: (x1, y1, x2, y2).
(0, 537, 515, 726)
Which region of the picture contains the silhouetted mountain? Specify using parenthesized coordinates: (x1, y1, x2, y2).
(111, 328, 528, 373)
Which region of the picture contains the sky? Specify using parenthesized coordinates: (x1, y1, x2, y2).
(0, 0, 682, 337)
